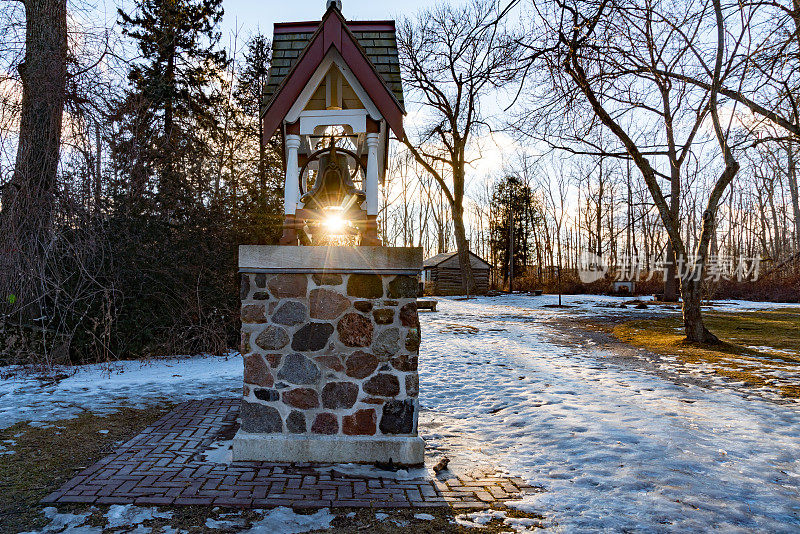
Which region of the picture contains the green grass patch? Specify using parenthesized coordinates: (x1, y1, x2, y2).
(613, 308, 800, 397)
(0, 404, 173, 533)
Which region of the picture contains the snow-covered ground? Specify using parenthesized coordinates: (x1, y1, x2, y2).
(2, 294, 800, 532)
(420, 295, 800, 532)
(0, 354, 243, 429)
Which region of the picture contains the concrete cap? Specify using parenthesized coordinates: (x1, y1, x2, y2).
(239, 245, 422, 274)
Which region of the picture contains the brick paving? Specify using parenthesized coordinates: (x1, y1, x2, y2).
(43, 398, 534, 509)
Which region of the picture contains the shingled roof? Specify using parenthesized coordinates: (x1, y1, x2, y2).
(266, 20, 404, 111)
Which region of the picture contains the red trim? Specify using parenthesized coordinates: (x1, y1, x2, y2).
(263, 9, 404, 142)
(274, 22, 318, 34)
(323, 14, 342, 51)
(340, 36, 404, 138)
(262, 36, 324, 142)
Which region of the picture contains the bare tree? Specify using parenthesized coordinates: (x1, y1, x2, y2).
(1, 0, 68, 321)
(397, 0, 519, 294)
(547, 0, 740, 341)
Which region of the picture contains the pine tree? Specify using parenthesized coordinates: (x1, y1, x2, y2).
(489, 176, 539, 288)
(117, 0, 227, 216)
(235, 34, 271, 208)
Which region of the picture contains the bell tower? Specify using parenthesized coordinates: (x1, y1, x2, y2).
(260, 1, 405, 246)
(233, 3, 423, 466)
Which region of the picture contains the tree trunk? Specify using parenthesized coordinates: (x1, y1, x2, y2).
(0, 0, 67, 319)
(680, 275, 713, 342)
(663, 162, 681, 301)
(452, 204, 477, 295)
(787, 140, 800, 252)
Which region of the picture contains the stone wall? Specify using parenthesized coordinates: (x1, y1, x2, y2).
(238, 271, 421, 441)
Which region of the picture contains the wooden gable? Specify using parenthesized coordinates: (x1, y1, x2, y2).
(262, 7, 405, 142)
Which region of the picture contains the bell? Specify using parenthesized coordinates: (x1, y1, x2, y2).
(300, 141, 366, 215)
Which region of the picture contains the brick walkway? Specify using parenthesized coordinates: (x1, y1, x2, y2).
(43, 398, 533, 509)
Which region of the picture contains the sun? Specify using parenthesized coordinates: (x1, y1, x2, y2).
(322, 209, 347, 235)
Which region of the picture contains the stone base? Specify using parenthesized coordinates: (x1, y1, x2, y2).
(231, 431, 425, 465)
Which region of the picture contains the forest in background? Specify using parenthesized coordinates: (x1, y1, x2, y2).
(1, 0, 799, 364)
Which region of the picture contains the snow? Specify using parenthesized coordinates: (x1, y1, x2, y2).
(19, 507, 101, 534)
(455, 509, 540, 531)
(420, 296, 800, 532)
(0, 354, 242, 429)
(0, 439, 15, 456)
(242, 507, 335, 533)
(105, 504, 173, 529)
(413, 513, 435, 520)
(3, 294, 800, 532)
(324, 462, 428, 480)
(201, 439, 233, 464)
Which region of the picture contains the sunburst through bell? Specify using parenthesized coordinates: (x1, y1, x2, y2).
(322, 207, 347, 235)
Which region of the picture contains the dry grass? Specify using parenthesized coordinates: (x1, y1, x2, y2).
(0, 404, 173, 533)
(612, 308, 800, 397)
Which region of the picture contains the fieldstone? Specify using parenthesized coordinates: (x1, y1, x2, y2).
(286, 410, 306, 434)
(405, 328, 421, 351)
(311, 413, 338, 435)
(243, 384, 251, 397)
(252, 292, 270, 301)
(241, 274, 251, 300)
(372, 309, 394, 325)
(353, 301, 373, 313)
(255, 273, 267, 288)
(399, 303, 419, 328)
(406, 374, 419, 397)
(362, 397, 386, 404)
(292, 322, 334, 351)
(239, 331, 251, 355)
(345, 351, 378, 379)
(283, 388, 319, 409)
(244, 354, 273, 387)
(254, 388, 279, 402)
(388, 275, 418, 299)
(272, 301, 306, 326)
(322, 382, 359, 409)
(315, 354, 345, 373)
(277, 353, 321, 385)
(310, 289, 350, 320)
(241, 304, 266, 324)
(264, 353, 282, 368)
(255, 326, 290, 351)
(383, 300, 398, 306)
(268, 273, 308, 298)
(313, 273, 343, 286)
(374, 328, 400, 359)
(363, 374, 400, 397)
(379, 399, 415, 434)
(337, 313, 373, 347)
(390, 353, 418, 372)
(240, 401, 282, 433)
(342, 409, 377, 436)
(347, 274, 383, 299)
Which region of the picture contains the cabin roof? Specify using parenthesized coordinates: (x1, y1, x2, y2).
(423, 251, 492, 269)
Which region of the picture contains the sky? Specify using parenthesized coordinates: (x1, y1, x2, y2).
(197, 0, 439, 39)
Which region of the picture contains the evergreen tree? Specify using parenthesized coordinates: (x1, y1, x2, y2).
(230, 33, 284, 244)
(117, 0, 227, 216)
(235, 34, 271, 207)
(489, 175, 539, 288)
